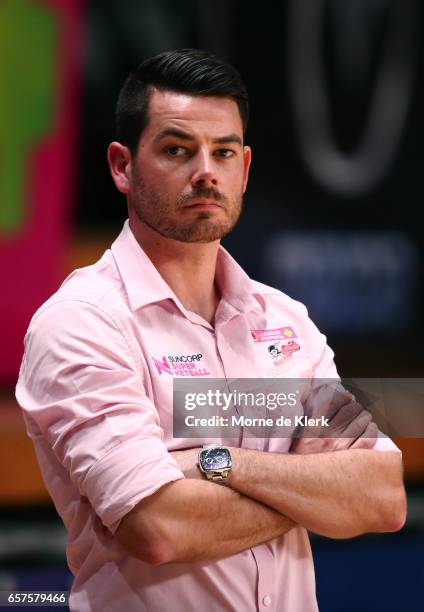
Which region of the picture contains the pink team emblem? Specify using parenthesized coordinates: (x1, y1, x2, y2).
(250, 326, 297, 343)
(268, 340, 301, 364)
(152, 355, 173, 376)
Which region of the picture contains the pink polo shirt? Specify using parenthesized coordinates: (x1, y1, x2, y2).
(16, 220, 398, 612)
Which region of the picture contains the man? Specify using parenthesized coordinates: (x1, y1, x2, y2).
(16, 49, 406, 611)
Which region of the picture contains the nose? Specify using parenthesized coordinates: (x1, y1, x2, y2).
(190, 150, 218, 190)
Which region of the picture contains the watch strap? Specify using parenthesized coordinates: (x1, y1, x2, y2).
(204, 469, 230, 482)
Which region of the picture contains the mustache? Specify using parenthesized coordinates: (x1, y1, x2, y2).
(177, 187, 226, 205)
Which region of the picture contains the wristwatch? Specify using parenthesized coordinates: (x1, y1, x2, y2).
(198, 444, 232, 483)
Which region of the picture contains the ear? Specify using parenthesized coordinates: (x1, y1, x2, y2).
(242, 145, 252, 193)
(107, 142, 132, 194)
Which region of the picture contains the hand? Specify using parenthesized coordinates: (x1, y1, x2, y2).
(170, 448, 203, 479)
(289, 385, 378, 454)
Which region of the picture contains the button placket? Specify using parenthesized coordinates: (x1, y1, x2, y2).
(251, 544, 275, 611)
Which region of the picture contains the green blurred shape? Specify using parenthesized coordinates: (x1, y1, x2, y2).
(0, 0, 56, 233)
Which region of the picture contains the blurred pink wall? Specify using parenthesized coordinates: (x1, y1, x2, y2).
(0, 0, 83, 382)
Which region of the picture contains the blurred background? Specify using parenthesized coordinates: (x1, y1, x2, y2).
(1, 1, 423, 610)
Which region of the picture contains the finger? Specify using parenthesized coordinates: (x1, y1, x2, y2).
(333, 409, 372, 439)
(361, 421, 378, 438)
(349, 422, 378, 449)
(328, 401, 367, 433)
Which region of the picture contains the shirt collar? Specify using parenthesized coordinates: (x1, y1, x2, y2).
(111, 220, 264, 316)
(111, 220, 176, 311)
(215, 246, 263, 315)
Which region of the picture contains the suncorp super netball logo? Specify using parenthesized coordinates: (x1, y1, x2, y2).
(152, 353, 210, 377)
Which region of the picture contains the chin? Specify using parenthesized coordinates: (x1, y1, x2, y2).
(178, 221, 236, 243)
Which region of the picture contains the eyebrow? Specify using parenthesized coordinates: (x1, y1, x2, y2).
(156, 128, 242, 146)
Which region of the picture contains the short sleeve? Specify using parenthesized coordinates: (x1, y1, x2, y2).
(16, 300, 185, 533)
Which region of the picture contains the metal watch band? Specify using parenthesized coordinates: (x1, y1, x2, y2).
(205, 470, 230, 482)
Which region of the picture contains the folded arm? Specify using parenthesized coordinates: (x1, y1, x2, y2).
(117, 391, 406, 564)
(116, 477, 295, 565)
(227, 446, 406, 539)
(171, 391, 406, 540)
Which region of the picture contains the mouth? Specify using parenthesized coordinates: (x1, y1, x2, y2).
(183, 199, 222, 210)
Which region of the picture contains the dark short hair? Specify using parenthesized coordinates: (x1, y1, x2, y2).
(115, 48, 249, 154)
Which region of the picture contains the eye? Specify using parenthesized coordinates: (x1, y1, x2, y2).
(166, 145, 187, 157)
(215, 148, 235, 158)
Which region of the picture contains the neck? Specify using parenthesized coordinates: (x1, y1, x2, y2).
(129, 218, 220, 324)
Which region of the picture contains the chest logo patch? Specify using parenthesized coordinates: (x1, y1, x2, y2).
(267, 340, 300, 365)
(152, 353, 210, 377)
(250, 326, 297, 343)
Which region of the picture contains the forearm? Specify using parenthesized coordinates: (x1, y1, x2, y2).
(117, 477, 295, 565)
(228, 448, 406, 538)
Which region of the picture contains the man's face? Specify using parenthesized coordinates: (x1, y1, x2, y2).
(126, 89, 251, 243)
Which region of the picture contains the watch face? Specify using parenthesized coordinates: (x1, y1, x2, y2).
(200, 447, 231, 471)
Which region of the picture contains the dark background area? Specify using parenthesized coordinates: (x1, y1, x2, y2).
(77, 0, 424, 378)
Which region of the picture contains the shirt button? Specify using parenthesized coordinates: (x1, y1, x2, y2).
(263, 595, 272, 607)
